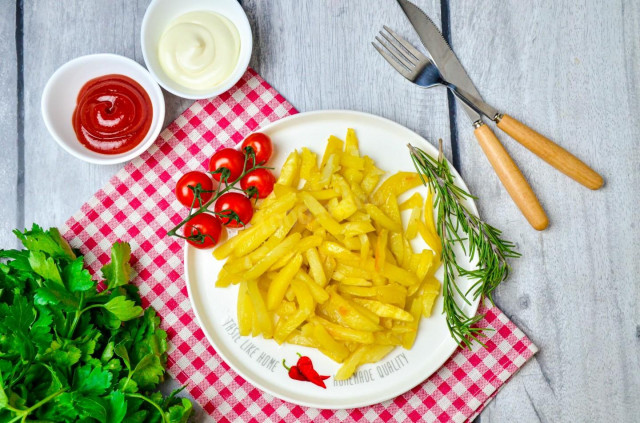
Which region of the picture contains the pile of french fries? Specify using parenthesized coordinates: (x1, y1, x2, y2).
(214, 129, 442, 380)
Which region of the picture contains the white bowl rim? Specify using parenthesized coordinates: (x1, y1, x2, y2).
(140, 0, 253, 100)
(41, 53, 165, 165)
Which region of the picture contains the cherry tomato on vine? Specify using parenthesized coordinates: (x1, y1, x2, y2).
(183, 213, 224, 249)
(209, 148, 246, 183)
(241, 133, 273, 165)
(175, 171, 214, 208)
(241, 168, 276, 199)
(214, 192, 254, 228)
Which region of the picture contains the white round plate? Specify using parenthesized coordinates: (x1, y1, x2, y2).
(184, 110, 481, 409)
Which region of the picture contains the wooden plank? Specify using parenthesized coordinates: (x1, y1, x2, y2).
(242, 0, 453, 161)
(0, 2, 18, 246)
(448, 1, 640, 422)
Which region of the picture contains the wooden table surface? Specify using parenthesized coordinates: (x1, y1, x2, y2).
(1, 1, 638, 421)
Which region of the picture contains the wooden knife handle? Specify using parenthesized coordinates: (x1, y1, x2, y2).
(474, 124, 549, 230)
(497, 114, 604, 190)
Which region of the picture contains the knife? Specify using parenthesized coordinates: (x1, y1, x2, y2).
(397, 0, 604, 230)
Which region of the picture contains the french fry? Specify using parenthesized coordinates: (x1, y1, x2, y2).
(312, 322, 349, 362)
(318, 154, 341, 188)
(338, 285, 378, 297)
(352, 298, 414, 322)
(300, 147, 318, 180)
(399, 192, 424, 211)
(277, 150, 301, 187)
(324, 290, 381, 331)
(405, 206, 422, 240)
(237, 281, 253, 336)
(424, 186, 437, 235)
(296, 272, 330, 303)
(267, 254, 303, 310)
(274, 310, 307, 344)
(365, 204, 402, 232)
(275, 300, 297, 317)
(335, 346, 367, 380)
(244, 233, 301, 280)
(360, 345, 395, 364)
(361, 156, 384, 195)
(402, 297, 423, 349)
(311, 316, 375, 344)
(372, 171, 422, 205)
(291, 278, 314, 315)
(286, 331, 318, 348)
(418, 220, 441, 257)
(321, 135, 344, 168)
(306, 247, 327, 286)
(247, 279, 273, 338)
(374, 229, 388, 272)
(308, 189, 339, 200)
(344, 128, 360, 156)
(338, 277, 372, 286)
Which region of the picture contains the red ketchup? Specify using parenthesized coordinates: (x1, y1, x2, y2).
(72, 74, 153, 154)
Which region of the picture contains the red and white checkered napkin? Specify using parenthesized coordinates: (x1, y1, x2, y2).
(61, 68, 537, 423)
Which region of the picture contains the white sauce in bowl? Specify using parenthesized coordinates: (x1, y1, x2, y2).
(158, 11, 240, 91)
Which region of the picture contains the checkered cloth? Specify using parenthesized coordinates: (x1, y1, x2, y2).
(61, 68, 537, 422)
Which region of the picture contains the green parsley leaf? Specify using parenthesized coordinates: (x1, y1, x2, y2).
(114, 343, 131, 371)
(63, 257, 95, 292)
(28, 250, 63, 285)
(75, 395, 108, 423)
(34, 280, 80, 311)
(104, 296, 143, 321)
(15, 224, 76, 260)
(30, 305, 53, 354)
(130, 353, 164, 391)
(73, 364, 113, 397)
(106, 390, 127, 423)
(168, 397, 193, 423)
(0, 373, 8, 408)
(101, 242, 132, 289)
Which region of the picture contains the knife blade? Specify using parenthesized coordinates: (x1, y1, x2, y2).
(396, 0, 485, 125)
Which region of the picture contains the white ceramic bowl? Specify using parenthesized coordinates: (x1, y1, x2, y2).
(41, 53, 165, 165)
(141, 0, 253, 100)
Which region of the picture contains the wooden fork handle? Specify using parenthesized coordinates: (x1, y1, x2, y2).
(496, 114, 604, 190)
(474, 123, 549, 231)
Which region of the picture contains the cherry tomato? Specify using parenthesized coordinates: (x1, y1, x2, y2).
(241, 133, 273, 165)
(209, 148, 246, 183)
(183, 213, 223, 249)
(214, 192, 254, 228)
(240, 168, 276, 199)
(175, 171, 214, 208)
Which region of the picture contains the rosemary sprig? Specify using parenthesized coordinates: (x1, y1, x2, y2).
(408, 141, 520, 348)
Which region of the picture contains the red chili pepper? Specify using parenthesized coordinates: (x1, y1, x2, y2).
(295, 354, 328, 389)
(282, 359, 306, 381)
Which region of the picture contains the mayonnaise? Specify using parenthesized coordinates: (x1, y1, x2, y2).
(158, 11, 240, 90)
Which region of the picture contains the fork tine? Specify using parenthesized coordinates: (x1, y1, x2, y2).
(378, 32, 416, 69)
(383, 25, 428, 62)
(372, 41, 413, 79)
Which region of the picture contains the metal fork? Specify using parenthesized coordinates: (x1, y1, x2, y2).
(372, 26, 497, 120)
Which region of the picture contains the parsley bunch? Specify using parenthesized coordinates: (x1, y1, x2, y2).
(0, 225, 192, 423)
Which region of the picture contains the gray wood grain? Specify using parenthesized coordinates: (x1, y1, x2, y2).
(448, 1, 640, 422)
(0, 3, 18, 247)
(1, 0, 639, 422)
